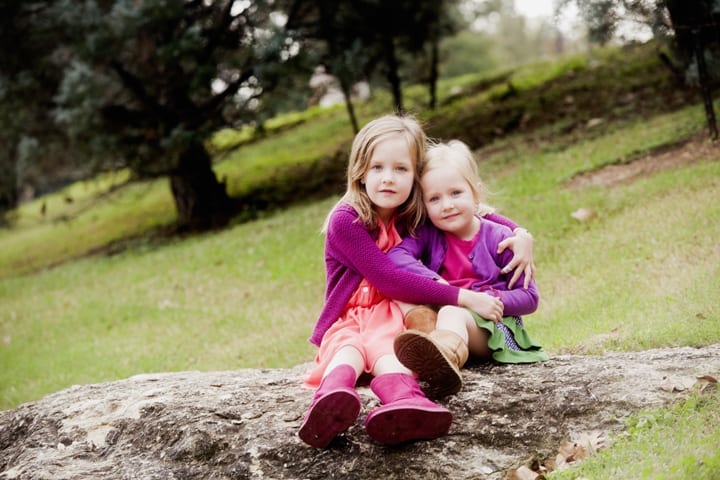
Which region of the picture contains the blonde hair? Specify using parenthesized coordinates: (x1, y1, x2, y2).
(423, 140, 495, 216)
(324, 114, 427, 234)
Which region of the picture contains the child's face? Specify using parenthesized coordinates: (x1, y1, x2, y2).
(421, 166, 479, 240)
(363, 137, 415, 223)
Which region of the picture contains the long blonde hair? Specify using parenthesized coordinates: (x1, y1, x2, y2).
(323, 114, 427, 234)
(424, 140, 495, 216)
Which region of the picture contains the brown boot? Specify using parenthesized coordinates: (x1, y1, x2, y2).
(393, 329, 469, 399)
(403, 306, 437, 334)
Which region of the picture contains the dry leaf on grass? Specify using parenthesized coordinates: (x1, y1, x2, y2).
(658, 375, 696, 392)
(508, 465, 541, 480)
(512, 431, 607, 478)
(695, 375, 718, 394)
(570, 208, 597, 222)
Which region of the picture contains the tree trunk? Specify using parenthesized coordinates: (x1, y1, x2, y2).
(428, 38, 439, 110)
(693, 30, 719, 140)
(0, 147, 18, 226)
(3, 345, 719, 479)
(665, 0, 719, 140)
(338, 76, 359, 134)
(382, 35, 404, 113)
(169, 142, 233, 231)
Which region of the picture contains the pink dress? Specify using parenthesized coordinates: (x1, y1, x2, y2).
(304, 219, 406, 387)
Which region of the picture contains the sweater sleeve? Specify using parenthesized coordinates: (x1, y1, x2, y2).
(327, 208, 458, 306)
(492, 227, 539, 316)
(498, 279, 539, 316)
(484, 212, 519, 231)
(386, 227, 440, 281)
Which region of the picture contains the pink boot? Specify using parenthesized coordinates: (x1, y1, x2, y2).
(299, 364, 361, 448)
(365, 373, 452, 446)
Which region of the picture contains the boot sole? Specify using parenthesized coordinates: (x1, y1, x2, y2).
(394, 331, 462, 398)
(298, 389, 361, 448)
(365, 404, 452, 446)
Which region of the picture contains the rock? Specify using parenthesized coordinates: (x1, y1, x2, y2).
(2, 345, 719, 480)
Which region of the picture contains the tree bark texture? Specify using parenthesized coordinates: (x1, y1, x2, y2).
(1, 345, 719, 480)
(169, 142, 233, 231)
(382, 35, 404, 113)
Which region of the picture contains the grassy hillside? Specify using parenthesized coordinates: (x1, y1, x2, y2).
(1, 42, 719, 478)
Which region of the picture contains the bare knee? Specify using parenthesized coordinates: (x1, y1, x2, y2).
(437, 306, 471, 342)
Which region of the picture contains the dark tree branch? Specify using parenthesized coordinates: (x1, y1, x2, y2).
(109, 61, 175, 125)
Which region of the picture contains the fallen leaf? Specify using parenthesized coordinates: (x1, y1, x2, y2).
(548, 431, 607, 472)
(508, 465, 541, 480)
(695, 375, 719, 394)
(659, 375, 696, 392)
(572, 430, 606, 454)
(571, 208, 597, 222)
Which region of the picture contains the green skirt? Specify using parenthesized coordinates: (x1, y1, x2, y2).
(470, 312, 549, 364)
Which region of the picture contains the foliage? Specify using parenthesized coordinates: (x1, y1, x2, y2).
(559, 0, 720, 79)
(285, 0, 463, 115)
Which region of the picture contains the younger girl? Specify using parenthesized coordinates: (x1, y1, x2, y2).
(299, 116, 531, 448)
(388, 140, 548, 399)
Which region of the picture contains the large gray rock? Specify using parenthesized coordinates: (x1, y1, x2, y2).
(2, 345, 719, 480)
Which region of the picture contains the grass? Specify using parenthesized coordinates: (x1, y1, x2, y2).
(0, 197, 332, 407)
(475, 104, 720, 354)
(549, 391, 720, 479)
(1, 42, 719, 478)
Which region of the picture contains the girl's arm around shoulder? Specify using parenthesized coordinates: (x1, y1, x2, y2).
(490, 223, 539, 316)
(326, 205, 458, 306)
(483, 212, 518, 231)
(483, 212, 534, 289)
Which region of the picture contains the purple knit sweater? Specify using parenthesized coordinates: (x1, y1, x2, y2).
(387, 217, 539, 317)
(309, 203, 519, 346)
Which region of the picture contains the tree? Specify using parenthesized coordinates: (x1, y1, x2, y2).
(3, 0, 303, 230)
(558, 0, 720, 139)
(286, 0, 463, 119)
(285, 0, 368, 133)
(0, 1, 76, 224)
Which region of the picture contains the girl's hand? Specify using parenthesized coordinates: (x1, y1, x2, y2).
(497, 228, 535, 289)
(458, 289, 504, 323)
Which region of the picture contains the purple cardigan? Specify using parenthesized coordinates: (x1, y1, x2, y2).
(387, 217, 539, 317)
(309, 203, 520, 346)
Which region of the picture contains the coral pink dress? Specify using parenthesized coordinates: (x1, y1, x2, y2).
(304, 218, 406, 387)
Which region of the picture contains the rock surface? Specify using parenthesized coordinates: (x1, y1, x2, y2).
(2, 344, 719, 480)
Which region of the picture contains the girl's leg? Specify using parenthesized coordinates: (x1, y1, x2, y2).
(365, 357, 452, 445)
(435, 306, 472, 342)
(466, 319, 493, 358)
(324, 345, 364, 378)
(299, 346, 364, 448)
(372, 352, 412, 376)
(395, 301, 437, 333)
(393, 306, 470, 398)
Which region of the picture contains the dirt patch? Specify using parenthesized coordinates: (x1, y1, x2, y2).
(567, 133, 718, 189)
